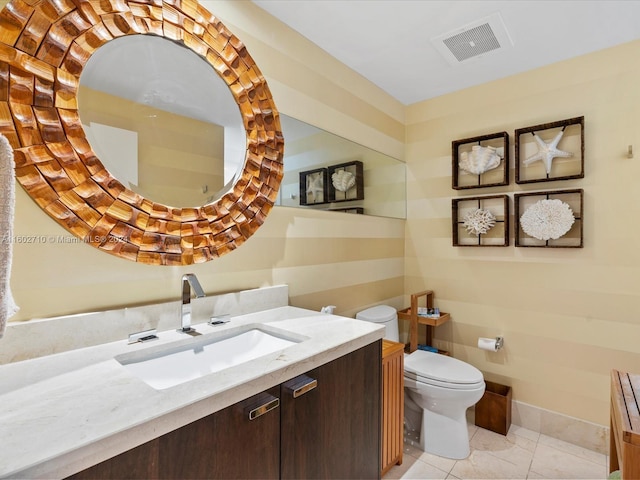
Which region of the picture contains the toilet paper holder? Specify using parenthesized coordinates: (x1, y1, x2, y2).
(478, 336, 504, 352)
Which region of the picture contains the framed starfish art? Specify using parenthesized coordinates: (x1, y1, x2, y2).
(299, 168, 328, 205)
(515, 117, 584, 184)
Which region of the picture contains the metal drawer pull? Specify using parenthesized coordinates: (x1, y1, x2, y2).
(285, 375, 318, 398)
(293, 378, 317, 398)
(247, 397, 279, 420)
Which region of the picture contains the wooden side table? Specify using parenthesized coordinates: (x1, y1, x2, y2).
(397, 290, 451, 353)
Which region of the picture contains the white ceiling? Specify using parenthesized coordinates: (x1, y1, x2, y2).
(252, 1, 640, 105)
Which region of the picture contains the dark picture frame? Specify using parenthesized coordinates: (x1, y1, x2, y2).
(299, 168, 328, 205)
(327, 161, 364, 202)
(515, 116, 584, 184)
(452, 194, 510, 247)
(514, 189, 584, 248)
(452, 132, 509, 190)
(330, 207, 364, 214)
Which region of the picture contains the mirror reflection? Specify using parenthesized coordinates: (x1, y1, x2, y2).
(278, 115, 406, 219)
(77, 35, 405, 219)
(77, 35, 245, 208)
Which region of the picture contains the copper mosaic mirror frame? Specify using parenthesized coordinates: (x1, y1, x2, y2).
(0, 0, 284, 265)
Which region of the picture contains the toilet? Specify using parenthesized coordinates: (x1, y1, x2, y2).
(356, 305, 485, 460)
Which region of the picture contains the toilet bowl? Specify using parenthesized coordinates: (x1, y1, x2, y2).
(356, 305, 485, 460)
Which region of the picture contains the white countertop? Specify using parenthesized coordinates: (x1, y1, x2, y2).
(0, 306, 384, 479)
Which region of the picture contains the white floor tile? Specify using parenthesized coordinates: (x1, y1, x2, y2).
(404, 430, 457, 473)
(469, 427, 536, 469)
(386, 455, 449, 480)
(538, 434, 607, 466)
(510, 424, 541, 443)
(450, 447, 530, 479)
(389, 422, 608, 480)
(528, 443, 607, 479)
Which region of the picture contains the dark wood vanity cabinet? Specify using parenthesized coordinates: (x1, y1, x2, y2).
(68, 340, 381, 480)
(280, 340, 381, 479)
(159, 386, 281, 479)
(67, 437, 160, 480)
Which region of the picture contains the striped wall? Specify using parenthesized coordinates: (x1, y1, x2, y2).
(7, 0, 406, 322)
(6, 0, 637, 432)
(79, 87, 225, 208)
(405, 39, 640, 426)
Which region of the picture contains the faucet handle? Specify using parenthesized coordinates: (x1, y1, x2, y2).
(128, 329, 158, 344)
(208, 314, 230, 326)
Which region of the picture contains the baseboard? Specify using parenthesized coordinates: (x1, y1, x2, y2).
(510, 400, 609, 455)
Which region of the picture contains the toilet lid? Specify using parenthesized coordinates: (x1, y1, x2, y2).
(355, 305, 397, 323)
(404, 350, 484, 387)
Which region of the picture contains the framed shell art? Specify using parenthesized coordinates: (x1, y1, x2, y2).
(327, 161, 364, 202)
(515, 189, 583, 247)
(299, 168, 328, 205)
(452, 132, 509, 190)
(452, 195, 509, 247)
(515, 117, 584, 184)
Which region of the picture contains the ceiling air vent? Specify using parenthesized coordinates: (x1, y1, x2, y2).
(432, 12, 513, 65)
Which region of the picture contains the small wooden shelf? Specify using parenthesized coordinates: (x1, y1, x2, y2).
(398, 290, 451, 353)
(397, 308, 451, 327)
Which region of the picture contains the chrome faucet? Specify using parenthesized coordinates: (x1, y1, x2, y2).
(179, 273, 206, 333)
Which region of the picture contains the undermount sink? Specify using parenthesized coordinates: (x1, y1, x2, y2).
(116, 325, 302, 390)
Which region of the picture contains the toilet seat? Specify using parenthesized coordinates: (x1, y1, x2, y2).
(404, 350, 484, 390)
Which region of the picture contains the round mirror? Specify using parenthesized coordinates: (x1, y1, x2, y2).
(0, 0, 284, 266)
(77, 35, 246, 208)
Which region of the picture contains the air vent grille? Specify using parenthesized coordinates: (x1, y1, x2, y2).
(442, 23, 501, 62)
(432, 12, 513, 66)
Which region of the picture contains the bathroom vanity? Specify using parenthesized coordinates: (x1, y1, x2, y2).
(67, 342, 380, 480)
(0, 287, 384, 479)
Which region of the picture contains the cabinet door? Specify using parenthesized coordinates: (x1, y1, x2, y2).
(66, 438, 160, 480)
(158, 386, 280, 479)
(280, 340, 381, 479)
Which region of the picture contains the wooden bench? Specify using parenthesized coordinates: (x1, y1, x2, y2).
(610, 369, 640, 479)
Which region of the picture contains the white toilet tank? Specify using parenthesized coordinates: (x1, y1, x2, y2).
(356, 305, 399, 342)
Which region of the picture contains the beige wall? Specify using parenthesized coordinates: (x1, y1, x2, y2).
(6, 0, 637, 429)
(79, 87, 225, 207)
(405, 39, 640, 426)
(8, 0, 406, 322)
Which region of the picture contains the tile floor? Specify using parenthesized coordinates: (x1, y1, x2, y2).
(385, 423, 609, 480)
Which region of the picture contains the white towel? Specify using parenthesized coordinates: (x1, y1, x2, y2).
(0, 134, 19, 337)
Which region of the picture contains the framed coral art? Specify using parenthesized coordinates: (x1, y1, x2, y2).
(452, 195, 509, 247)
(515, 189, 583, 248)
(452, 132, 509, 190)
(299, 168, 328, 205)
(515, 116, 584, 184)
(327, 161, 364, 202)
